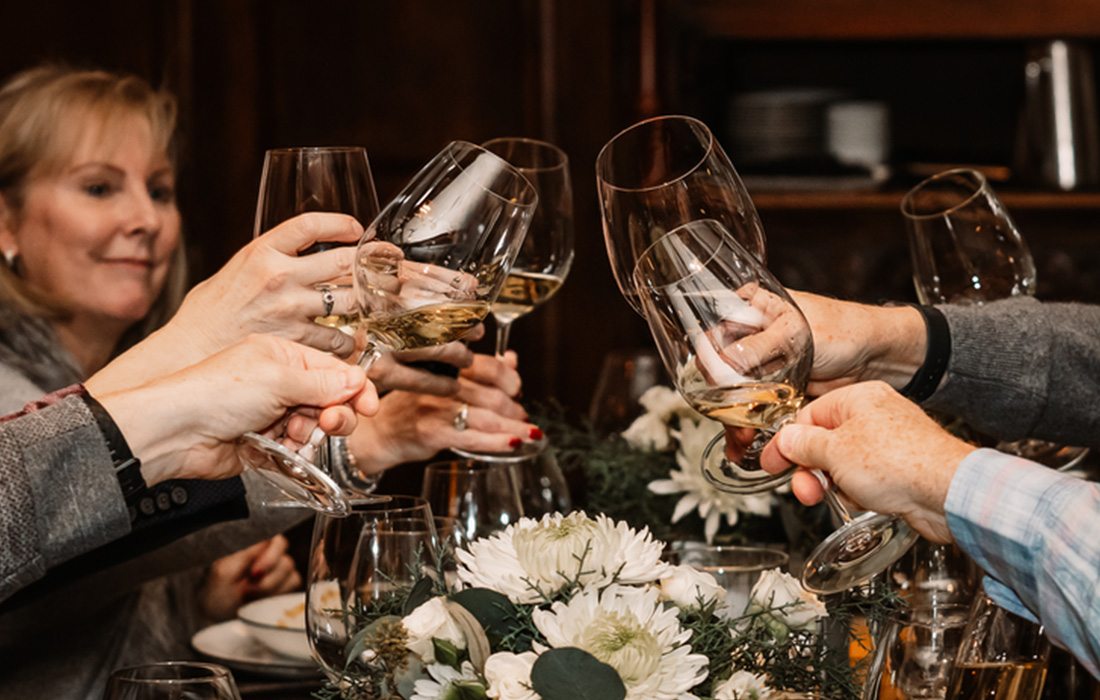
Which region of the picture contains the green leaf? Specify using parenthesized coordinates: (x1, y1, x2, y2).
(433, 638, 462, 669)
(450, 588, 520, 647)
(530, 647, 625, 700)
(403, 576, 435, 615)
(449, 681, 489, 700)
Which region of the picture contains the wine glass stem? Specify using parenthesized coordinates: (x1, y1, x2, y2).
(495, 320, 513, 357)
(300, 341, 384, 458)
(814, 470, 854, 525)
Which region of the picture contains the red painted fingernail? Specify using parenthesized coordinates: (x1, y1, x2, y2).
(529, 427, 544, 441)
(509, 437, 523, 449)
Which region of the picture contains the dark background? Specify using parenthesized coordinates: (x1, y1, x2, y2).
(4, 0, 1100, 417)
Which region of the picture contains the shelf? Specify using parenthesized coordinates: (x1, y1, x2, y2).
(748, 189, 1100, 211)
(672, 0, 1100, 40)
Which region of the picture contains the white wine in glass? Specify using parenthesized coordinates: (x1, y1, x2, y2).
(492, 270, 565, 324)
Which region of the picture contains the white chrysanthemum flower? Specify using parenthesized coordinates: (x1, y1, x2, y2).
(623, 411, 674, 451)
(532, 584, 708, 700)
(410, 661, 483, 700)
(456, 512, 668, 604)
(402, 597, 466, 662)
(748, 568, 828, 638)
(713, 670, 772, 700)
(648, 414, 775, 543)
(484, 651, 540, 700)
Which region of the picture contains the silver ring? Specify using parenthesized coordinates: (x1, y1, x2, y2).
(452, 403, 469, 431)
(321, 289, 336, 317)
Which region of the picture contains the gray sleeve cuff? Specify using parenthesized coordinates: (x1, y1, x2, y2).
(0, 396, 130, 601)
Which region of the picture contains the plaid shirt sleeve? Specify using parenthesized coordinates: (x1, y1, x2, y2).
(945, 448, 1100, 677)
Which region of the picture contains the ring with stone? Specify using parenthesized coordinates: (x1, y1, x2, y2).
(452, 403, 470, 431)
(320, 288, 336, 317)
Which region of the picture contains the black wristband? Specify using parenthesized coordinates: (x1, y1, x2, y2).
(80, 389, 147, 503)
(898, 305, 951, 402)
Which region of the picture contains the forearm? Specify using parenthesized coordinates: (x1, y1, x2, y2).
(927, 297, 1100, 446)
(865, 304, 927, 388)
(86, 322, 208, 395)
(946, 449, 1100, 676)
(0, 395, 131, 603)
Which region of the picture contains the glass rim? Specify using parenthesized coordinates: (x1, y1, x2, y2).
(672, 542, 790, 570)
(481, 136, 570, 174)
(108, 661, 233, 684)
(423, 459, 498, 474)
(442, 140, 539, 209)
(900, 167, 990, 221)
(630, 218, 744, 291)
(263, 145, 370, 156)
(596, 114, 716, 194)
(335, 494, 433, 517)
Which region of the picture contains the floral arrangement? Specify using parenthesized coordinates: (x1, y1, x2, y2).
(315, 511, 887, 700)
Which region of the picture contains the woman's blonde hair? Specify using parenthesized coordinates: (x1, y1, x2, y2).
(0, 64, 187, 350)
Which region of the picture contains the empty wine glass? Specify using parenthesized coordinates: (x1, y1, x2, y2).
(306, 496, 441, 693)
(597, 114, 767, 314)
(104, 662, 241, 700)
(673, 543, 789, 615)
(865, 604, 971, 700)
(421, 459, 525, 540)
(945, 592, 1051, 699)
(239, 147, 382, 513)
(240, 142, 537, 515)
(480, 137, 574, 355)
(902, 168, 1088, 472)
(633, 219, 919, 595)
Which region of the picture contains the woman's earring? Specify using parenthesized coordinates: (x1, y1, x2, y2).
(3, 249, 18, 271)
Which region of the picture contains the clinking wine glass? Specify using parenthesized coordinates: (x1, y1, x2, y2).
(902, 168, 1088, 472)
(240, 142, 537, 516)
(451, 137, 574, 461)
(596, 114, 767, 315)
(239, 147, 382, 513)
(633, 219, 919, 595)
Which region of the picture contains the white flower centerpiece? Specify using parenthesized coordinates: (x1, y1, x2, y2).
(318, 511, 836, 700)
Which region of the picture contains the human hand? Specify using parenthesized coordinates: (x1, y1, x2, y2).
(789, 291, 928, 396)
(759, 381, 975, 543)
(199, 535, 301, 622)
(87, 334, 379, 485)
(367, 341, 475, 396)
(348, 350, 536, 473)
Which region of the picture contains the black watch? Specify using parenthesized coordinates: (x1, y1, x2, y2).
(80, 388, 147, 504)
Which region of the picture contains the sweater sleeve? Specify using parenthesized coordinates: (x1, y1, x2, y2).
(925, 296, 1100, 447)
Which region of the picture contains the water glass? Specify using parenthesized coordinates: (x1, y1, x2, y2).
(104, 662, 241, 700)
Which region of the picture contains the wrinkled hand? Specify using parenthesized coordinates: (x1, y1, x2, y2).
(199, 535, 301, 622)
(348, 351, 537, 473)
(789, 291, 927, 396)
(367, 340, 476, 396)
(88, 334, 379, 485)
(759, 381, 975, 543)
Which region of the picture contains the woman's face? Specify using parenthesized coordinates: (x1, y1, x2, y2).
(0, 113, 181, 326)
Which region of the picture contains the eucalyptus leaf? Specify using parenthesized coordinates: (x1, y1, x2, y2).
(403, 576, 435, 615)
(450, 588, 520, 647)
(530, 647, 625, 700)
(433, 638, 462, 669)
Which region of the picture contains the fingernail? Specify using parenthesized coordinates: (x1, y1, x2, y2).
(529, 427, 544, 441)
(508, 437, 523, 449)
(344, 368, 362, 389)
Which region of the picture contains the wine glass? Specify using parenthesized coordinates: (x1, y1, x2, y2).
(241, 142, 537, 515)
(104, 662, 241, 700)
(902, 168, 1088, 472)
(672, 543, 789, 615)
(239, 147, 382, 513)
(633, 219, 919, 595)
(421, 459, 525, 540)
(865, 604, 972, 700)
(596, 114, 767, 314)
(306, 496, 441, 694)
(945, 592, 1051, 699)
(587, 348, 664, 435)
(480, 137, 574, 355)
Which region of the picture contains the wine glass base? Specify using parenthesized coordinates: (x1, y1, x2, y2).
(238, 432, 351, 515)
(451, 438, 547, 463)
(701, 430, 795, 494)
(801, 511, 920, 595)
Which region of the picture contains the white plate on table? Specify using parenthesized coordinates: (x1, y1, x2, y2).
(192, 620, 321, 679)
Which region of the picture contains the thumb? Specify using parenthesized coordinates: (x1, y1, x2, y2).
(283, 362, 366, 408)
(773, 423, 835, 472)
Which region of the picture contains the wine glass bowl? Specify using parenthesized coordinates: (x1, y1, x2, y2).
(354, 141, 538, 360)
(901, 168, 1036, 306)
(104, 662, 241, 700)
(420, 459, 526, 540)
(597, 114, 767, 313)
(632, 218, 810, 493)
